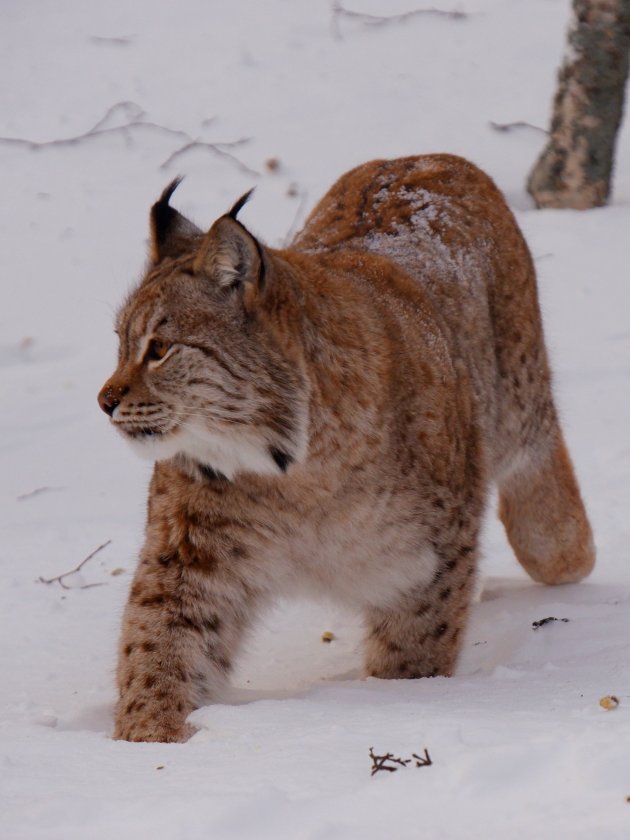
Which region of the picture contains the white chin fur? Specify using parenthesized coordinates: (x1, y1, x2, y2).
(121, 421, 285, 480)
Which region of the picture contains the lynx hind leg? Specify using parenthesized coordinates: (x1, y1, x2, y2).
(364, 547, 477, 680)
(498, 434, 595, 585)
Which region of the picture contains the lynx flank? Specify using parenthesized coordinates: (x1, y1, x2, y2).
(98, 155, 594, 743)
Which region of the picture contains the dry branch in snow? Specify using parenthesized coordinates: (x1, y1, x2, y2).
(89, 35, 134, 46)
(39, 540, 112, 590)
(159, 138, 255, 173)
(412, 748, 433, 767)
(17, 486, 63, 502)
(369, 748, 410, 775)
(0, 101, 258, 176)
(489, 120, 547, 135)
(369, 747, 433, 775)
(331, 1, 467, 38)
(532, 617, 570, 630)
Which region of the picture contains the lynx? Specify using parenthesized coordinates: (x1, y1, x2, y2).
(98, 154, 594, 743)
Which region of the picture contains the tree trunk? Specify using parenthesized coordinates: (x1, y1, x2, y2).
(528, 0, 630, 209)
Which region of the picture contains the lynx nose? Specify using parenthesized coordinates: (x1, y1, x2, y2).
(98, 382, 129, 417)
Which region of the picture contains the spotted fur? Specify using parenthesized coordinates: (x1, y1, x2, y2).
(99, 155, 594, 742)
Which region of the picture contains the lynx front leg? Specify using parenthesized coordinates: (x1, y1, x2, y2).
(114, 552, 257, 743)
(499, 435, 595, 585)
(364, 546, 477, 680)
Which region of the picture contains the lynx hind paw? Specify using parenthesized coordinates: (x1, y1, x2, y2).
(518, 537, 595, 586)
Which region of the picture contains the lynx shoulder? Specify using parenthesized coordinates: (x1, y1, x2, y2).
(99, 154, 594, 742)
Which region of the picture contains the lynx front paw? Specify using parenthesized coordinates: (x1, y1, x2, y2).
(114, 706, 196, 743)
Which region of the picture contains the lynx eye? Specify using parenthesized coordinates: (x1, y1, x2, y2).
(145, 338, 172, 363)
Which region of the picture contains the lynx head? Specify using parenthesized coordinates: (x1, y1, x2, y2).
(98, 180, 309, 480)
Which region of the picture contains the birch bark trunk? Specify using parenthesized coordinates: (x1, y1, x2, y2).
(528, 0, 630, 209)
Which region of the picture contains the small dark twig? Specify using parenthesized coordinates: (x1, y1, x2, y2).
(87, 100, 145, 133)
(489, 120, 547, 135)
(17, 486, 63, 502)
(159, 138, 258, 175)
(332, 1, 467, 38)
(90, 35, 134, 46)
(0, 102, 258, 177)
(39, 540, 112, 590)
(412, 748, 433, 767)
(369, 748, 403, 775)
(532, 616, 570, 630)
(0, 101, 145, 151)
(369, 747, 434, 776)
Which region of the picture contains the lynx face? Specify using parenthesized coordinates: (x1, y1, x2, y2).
(98, 187, 308, 479)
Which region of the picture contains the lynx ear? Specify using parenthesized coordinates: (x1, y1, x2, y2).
(150, 178, 202, 262)
(194, 191, 265, 291)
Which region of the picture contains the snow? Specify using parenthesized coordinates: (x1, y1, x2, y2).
(1, 0, 629, 837)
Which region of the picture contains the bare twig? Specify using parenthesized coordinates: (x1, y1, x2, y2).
(0, 101, 146, 151)
(532, 616, 569, 630)
(412, 748, 433, 767)
(390, 755, 412, 769)
(489, 120, 547, 135)
(39, 540, 112, 590)
(369, 747, 412, 776)
(17, 486, 63, 502)
(0, 101, 258, 177)
(369, 746, 433, 775)
(87, 100, 145, 133)
(159, 138, 258, 175)
(332, 1, 467, 38)
(90, 35, 134, 46)
(369, 748, 400, 775)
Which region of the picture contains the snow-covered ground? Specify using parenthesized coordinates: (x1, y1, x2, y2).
(1, 1, 629, 837)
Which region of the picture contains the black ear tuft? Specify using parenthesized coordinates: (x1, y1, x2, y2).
(159, 176, 184, 206)
(151, 177, 183, 245)
(227, 188, 255, 221)
(150, 176, 202, 262)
